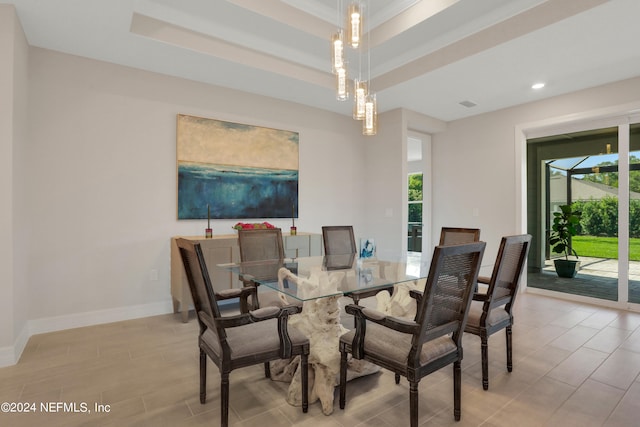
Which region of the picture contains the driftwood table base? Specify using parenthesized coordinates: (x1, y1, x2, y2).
(272, 268, 379, 415)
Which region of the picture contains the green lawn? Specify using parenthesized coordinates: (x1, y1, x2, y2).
(572, 236, 640, 261)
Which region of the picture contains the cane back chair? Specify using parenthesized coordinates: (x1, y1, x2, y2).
(339, 241, 486, 426)
(464, 234, 531, 390)
(176, 238, 309, 427)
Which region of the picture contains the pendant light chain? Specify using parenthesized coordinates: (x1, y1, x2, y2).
(363, 0, 377, 135)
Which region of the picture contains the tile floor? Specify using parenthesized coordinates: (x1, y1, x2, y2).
(1, 292, 640, 426)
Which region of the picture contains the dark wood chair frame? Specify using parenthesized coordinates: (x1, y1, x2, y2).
(176, 238, 309, 427)
(237, 227, 304, 378)
(236, 227, 288, 306)
(339, 242, 486, 427)
(464, 234, 532, 390)
(238, 227, 285, 263)
(439, 227, 481, 245)
(322, 225, 395, 306)
(322, 225, 357, 255)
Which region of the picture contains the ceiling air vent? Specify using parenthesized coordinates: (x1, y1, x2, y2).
(459, 100, 477, 108)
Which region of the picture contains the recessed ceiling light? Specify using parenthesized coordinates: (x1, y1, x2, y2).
(532, 82, 545, 90)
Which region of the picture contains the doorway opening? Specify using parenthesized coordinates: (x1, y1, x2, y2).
(406, 133, 430, 254)
(408, 172, 423, 252)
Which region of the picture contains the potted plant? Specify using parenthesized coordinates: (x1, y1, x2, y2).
(549, 204, 582, 278)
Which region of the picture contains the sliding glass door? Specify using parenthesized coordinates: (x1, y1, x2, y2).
(527, 119, 640, 307)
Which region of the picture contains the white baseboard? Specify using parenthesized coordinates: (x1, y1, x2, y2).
(0, 300, 174, 367)
(0, 345, 16, 367)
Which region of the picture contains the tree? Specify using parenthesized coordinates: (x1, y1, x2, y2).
(408, 173, 423, 224)
(581, 160, 618, 188)
(408, 173, 423, 201)
(577, 197, 617, 236)
(580, 155, 640, 193)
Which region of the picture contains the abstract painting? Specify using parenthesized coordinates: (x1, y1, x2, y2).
(177, 114, 299, 219)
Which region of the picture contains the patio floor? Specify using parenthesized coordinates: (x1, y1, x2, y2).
(527, 257, 640, 303)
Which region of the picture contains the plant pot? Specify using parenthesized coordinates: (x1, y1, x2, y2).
(553, 259, 580, 278)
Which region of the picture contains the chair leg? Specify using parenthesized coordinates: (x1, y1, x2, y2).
(199, 349, 207, 404)
(221, 372, 230, 427)
(301, 353, 309, 413)
(352, 296, 360, 328)
(506, 325, 513, 372)
(453, 361, 461, 421)
(339, 349, 348, 409)
(409, 380, 419, 427)
(247, 287, 260, 310)
(481, 334, 489, 390)
(264, 362, 271, 378)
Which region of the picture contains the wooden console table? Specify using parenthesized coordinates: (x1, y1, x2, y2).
(170, 232, 322, 322)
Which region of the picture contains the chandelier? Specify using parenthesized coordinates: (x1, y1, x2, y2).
(331, 0, 377, 136)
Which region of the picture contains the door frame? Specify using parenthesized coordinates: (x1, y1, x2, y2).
(516, 102, 640, 311)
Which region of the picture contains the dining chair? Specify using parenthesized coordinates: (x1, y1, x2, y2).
(237, 228, 303, 381)
(322, 225, 357, 255)
(439, 227, 481, 292)
(464, 234, 531, 390)
(237, 228, 301, 309)
(176, 238, 309, 427)
(238, 227, 285, 262)
(439, 227, 481, 245)
(322, 225, 393, 309)
(339, 241, 486, 426)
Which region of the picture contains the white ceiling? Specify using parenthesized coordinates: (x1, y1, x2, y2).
(5, 0, 640, 121)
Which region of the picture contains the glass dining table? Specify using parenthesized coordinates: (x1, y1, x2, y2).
(217, 252, 434, 302)
(217, 252, 437, 415)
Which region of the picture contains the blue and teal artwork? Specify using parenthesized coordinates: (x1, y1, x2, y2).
(177, 114, 299, 219)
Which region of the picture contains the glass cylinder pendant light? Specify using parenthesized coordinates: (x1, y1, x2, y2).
(330, 0, 377, 133)
(331, 30, 344, 74)
(346, 2, 362, 49)
(336, 67, 349, 101)
(353, 79, 367, 120)
(363, 93, 377, 135)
